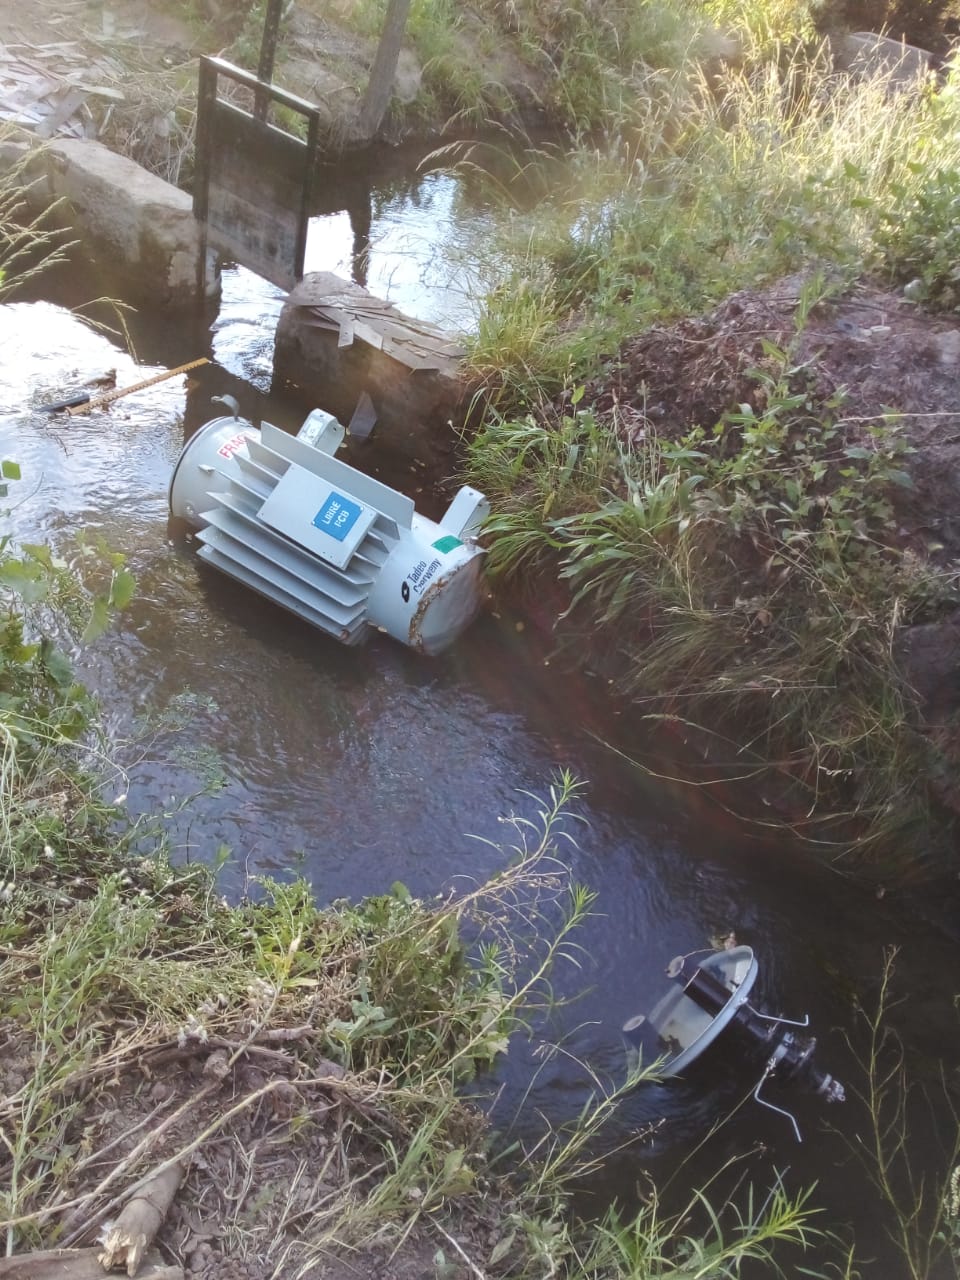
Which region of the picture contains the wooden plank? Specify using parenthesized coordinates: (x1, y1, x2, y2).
(303, 300, 464, 372)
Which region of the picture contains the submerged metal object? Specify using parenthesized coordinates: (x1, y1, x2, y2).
(169, 408, 490, 654)
(623, 947, 845, 1142)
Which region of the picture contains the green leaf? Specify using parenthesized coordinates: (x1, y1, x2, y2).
(23, 543, 53, 568)
(81, 596, 111, 645)
(41, 644, 74, 688)
(489, 1232, 517, 1266)
(1, 460, 21, 481)
(0, 560, 49, 604)
(109, 568, 136, 609)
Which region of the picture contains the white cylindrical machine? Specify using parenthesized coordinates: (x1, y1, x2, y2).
(169, 408, 490, 655)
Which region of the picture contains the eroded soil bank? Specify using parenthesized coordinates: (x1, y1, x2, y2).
(587, 276, 960, 811)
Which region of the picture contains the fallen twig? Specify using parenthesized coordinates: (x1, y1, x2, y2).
(432, 1221, 488, 1280)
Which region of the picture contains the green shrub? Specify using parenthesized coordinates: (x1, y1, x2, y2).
(466, 318, 956, 869)
(875, 164, 960, 309)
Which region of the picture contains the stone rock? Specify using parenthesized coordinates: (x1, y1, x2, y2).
(895, 612, 960, 725)
(833, 32, 936, 88)
(273, 272, 473, 474)
(1, 135, 217, 308)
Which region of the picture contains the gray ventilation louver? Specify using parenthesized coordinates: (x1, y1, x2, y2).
(169, 409, 489, 654)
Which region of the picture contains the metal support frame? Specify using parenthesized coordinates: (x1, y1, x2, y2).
(193, 55, 321, 293)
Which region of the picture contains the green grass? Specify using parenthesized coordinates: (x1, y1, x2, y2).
(450, 42, 960, 873)
(464, 306, 959, 872)
(464, 53, 960, 401)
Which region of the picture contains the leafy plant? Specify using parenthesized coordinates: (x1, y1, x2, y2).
(0, 536, 135, 750)
(875, 165, 960, 310)
(840, 949, 960, 1280)
(466, 312, 955, 869)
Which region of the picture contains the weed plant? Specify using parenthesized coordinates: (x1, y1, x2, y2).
(703, 0, 820, 55)
(465, 294, 958, 869)
(874, 163, 960, 310)
(839, 949, 960, 1280)
(458, 45, 960, 869)
(296, 0, 721, 134)
(0, 140, 74, 304)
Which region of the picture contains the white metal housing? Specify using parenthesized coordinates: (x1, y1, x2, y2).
(169, 409, 489, 654)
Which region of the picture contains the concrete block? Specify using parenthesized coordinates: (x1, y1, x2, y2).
(1, 135, 218, 307)
(273, 272, 473, 470)
(833, 32, 935, 88)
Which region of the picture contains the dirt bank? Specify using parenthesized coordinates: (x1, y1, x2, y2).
(577, 274, 960, 838)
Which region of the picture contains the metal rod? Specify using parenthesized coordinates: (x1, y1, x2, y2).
(202, 55, 321, 114)
(753, 1065, 803, 1143)
(295, 109, 320, 281)
(255, 0, 285, 121)
(744, 1006, 810, 1028)
(194, 57, 217, 297)
(65, 359, 210, 415)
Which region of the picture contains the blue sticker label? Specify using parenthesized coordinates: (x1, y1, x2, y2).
(313, 492, 362, 542)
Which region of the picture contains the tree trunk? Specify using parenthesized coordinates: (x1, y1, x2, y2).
(357, 0, 412, 140)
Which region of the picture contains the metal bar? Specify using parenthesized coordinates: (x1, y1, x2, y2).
(255, 0, 285, 121)
(203, 55, 322, 116)
(743, 1006, 810, 1028)
(294, 109, 320, 281)
(753, 1063, 803, 1143)
(194, 56, 218, 296)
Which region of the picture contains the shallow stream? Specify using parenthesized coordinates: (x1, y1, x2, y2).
(2, 149, 959, 1272)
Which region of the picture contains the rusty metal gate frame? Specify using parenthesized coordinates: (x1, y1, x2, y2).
(194, 55, 321, 293)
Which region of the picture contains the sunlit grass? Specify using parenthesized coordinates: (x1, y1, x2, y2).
(466, 52, 960, 400)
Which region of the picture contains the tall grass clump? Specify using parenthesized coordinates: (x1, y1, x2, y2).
(465, 298, 958, 871)
(703, 0, 821, 57)
(467, 53, 960, 404)
(0, 137, 74, 302)
(839, 949, 960, 1280)
(330, 0, 717, 132)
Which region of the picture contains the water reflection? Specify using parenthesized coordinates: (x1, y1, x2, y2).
(303, 167, 493, 331)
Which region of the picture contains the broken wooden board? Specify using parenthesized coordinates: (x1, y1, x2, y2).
(290, 272, 466, 376)
(275, 272, 475, 473)
(0, 40, 125, 139)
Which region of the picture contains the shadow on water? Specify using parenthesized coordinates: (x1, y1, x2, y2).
(3, 143, 960, 1272)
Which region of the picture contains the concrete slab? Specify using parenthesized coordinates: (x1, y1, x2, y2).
(1, 133, 218, 307)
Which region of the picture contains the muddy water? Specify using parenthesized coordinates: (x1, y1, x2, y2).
(2, 176, 958, 1270)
